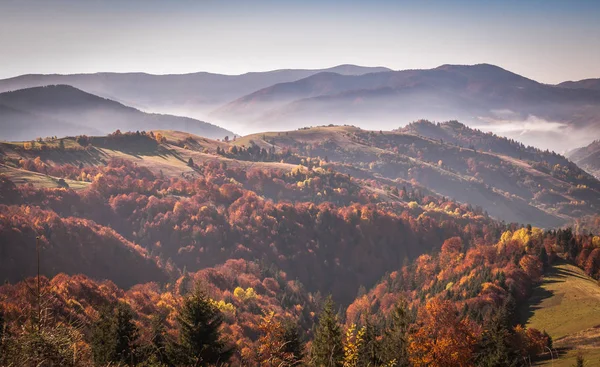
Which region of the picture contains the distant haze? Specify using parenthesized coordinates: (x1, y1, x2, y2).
(1, 0, 599, 84)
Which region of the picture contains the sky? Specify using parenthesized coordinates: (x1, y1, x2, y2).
(1, 0, 599, 84)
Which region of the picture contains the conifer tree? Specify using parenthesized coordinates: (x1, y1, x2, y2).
(92, 303, 139, 366)
(283, 319, 305, 365)
(358, 316, 382, 367)
(381, 299, 410, 367)
(115, 303, 139, 365)
(149, 313, 169, 363)
(475, 300, 520, 367)
(174, 286, 233, 366)
(92, 307, 118, 365)
(310, 296, 343, 367)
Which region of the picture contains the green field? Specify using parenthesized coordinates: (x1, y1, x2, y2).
(523, 261, 600, 366)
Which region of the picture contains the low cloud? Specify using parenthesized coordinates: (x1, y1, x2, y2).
(474, 115, 568, 135)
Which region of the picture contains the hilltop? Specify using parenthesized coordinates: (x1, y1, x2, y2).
(236, 124, 600, 227)
(0, 85, 234, 141)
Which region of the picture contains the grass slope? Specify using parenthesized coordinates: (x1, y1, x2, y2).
(0, 164, 89, 190)
(524, 261, 600, 366)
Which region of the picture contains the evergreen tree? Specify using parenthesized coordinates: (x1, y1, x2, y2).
(539, 246, 549, 271)
(92, 303, 139, 366)
(282, 319, 305, 365)
(187, 157, 195, 167)
(150, 313, 168, 363)
(174, 286, 233, 366)
(92, 307, 118, 365)
(475, 300, 520, 367)
(358, 316, 382, 367)
(114, 303, 139, 365)
(310, 296, 343, 367)
(575, 353, 585, 367)
(381, 299, 410, 367)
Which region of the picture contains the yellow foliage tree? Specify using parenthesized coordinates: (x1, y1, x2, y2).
(342, 323, 366, 367)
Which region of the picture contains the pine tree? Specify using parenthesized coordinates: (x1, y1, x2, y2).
(310, 296, 343, 367)
(381, 299, 410, 367)
(150, 313, 168, 363)
(358, 316, 382, 367)
(187, 157, 195, 167)
(283, 319, 305, 365)
(475, 300, 520, 367)
(575, 353, 585, 367)
(174, 286, 233, 366)
(539, 246, 549, 271)
(114, 303, 139, 365)
(92, 303, 139, 366)
(92, 307, 118, 365)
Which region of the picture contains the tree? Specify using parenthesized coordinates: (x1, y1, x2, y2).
(408, 298, 476, 367)
(58, 139, 65, 150)
(282, 319, 305, 364)
(174, 286, 233, 366)
(575, 353, 585, 367)
(92, 303, 139, 366)
(187, 157, 195, 167)
(138, 313, 170, 367)
(92, 307, 118, 365)
(114, 303, 139, 365)
(381, 299, 410, 367)
(311, 296, 343, 367)
(0, 308, 6, 364)
(342, 323, 365, 367)
(257, 312, 302, 367)
(358, 316, 382, 367)
(475, 302, 520, 367)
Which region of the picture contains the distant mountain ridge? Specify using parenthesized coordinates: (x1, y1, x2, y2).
(2, 64, 600, 151)
(0, 65, 391, 118)
(558, 78, 600, 91)
(212, 64, 600, 150)
(0, 85, 234, 141)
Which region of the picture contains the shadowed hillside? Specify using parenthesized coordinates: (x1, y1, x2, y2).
(0, 85, 234, 141)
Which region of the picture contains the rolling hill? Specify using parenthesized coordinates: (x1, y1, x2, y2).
(0, 85, 234, 141)
(235, 124, 600, 227)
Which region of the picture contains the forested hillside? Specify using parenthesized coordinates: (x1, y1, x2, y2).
(1, 127, 600, 366)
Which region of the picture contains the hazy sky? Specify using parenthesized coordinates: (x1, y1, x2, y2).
(1, 0, 599, 83)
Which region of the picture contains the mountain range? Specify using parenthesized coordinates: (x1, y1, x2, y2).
(0, 65, 390, 119)
(1, 64, 599, 153)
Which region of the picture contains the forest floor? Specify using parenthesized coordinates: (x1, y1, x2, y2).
(523, 260, 600, 366)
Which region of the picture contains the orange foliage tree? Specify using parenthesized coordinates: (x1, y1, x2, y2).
(408, 298, 477, 367)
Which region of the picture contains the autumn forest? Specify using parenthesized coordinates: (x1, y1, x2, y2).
(0, 122, 599, 367)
